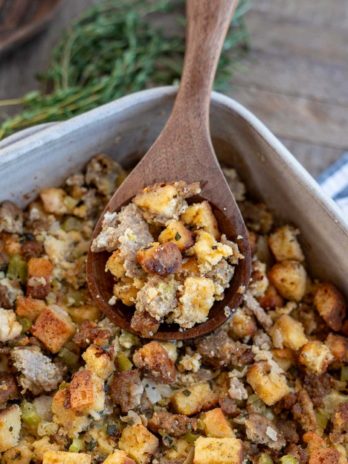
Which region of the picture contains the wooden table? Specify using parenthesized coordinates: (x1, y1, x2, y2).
(0, 0, 347, 177)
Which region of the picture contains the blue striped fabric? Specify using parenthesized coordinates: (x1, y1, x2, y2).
(317, 153, 348, 222)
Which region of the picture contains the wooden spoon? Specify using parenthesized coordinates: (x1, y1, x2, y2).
(87, 0, 251, 340)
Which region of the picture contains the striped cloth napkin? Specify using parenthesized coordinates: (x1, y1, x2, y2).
(317, 153, 348, 221)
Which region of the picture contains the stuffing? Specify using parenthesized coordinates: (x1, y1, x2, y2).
(171, 382, 219, 416)
(82, 344, 114, 379)
(330, 402, 348, 444)
(106, 250, 126, 279)
(247, 361, 290, 406)
(268, 225, 304, 262)
(222, 167, 246, 202)
(113, 277, 141, 306)
(26, 257, 53, 299)
(69, 369, 105, 416)
(110, 369, 144, 413)
(249, 260, 269, 297)
(40, 188, 68, 215)
(190, 230, 233, 272)
(73, 320, 111, 348)
(271, 348, 295, 371)
(0, 307, 22, 342)
(325, 333, 348, 363)
(269, 260, 307, 301)
(244, 413, 285, 450)
(158, 220, 194, 251)
(133, 341, 176, 383)
(258, 285, 284, 310)
(31, 305, 75, 353)
(239, 201, 273, 233)
(32, 437, 60, 461)
(0, 373, 19, 404)
(2, 441, 33, 464)
(130, 309, 160, 338)
(103, 450, 136, 464)
(51, 387, 90, 437)
(206, 259, 235, 300)
(85, 153, 125, 196)
(201, 408, 235, 438)
(229, 307, 257, 339)
(193, 437, 243, 464)
(136, 242, 182, 276)
(313, 282, 346, 331)
(269, 314, 308, 350)
(303, 432, 341, 464)
(174, 276, 215, 328)
(244, 292, 273, 330)
(0, 201, 23, 234)
(148, 411, 197, 437)
(181, 200, 220, 239)
(133, 181, 201, 224)
(42, 451, 91, 464)
(118, 424, 159, 464)
(0, 404, 21, 452)
(11, 347, 63, 394)
(0, 278, 23, 308)
(16, 296, 47, 321)
(299, 341, 334, 374)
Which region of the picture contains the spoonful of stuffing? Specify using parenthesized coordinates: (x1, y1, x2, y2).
(87, 0, 251, 340)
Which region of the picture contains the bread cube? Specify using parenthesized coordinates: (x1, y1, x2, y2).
(137, 242, 182, 276)
(2, 441, 33, 464)
(0, 308, 22, 342)
(163, 439, 191, 462)
(299, 341, 334, 374)
(0, 404, 21, 452)
(133, 341, 176, 384)
(314, 282, 346, 331)
(40, 188, 68, 215)
(269, 314, 308, 350)
(191, 231, 232, 272)
(103, 450, 136, 464)
(258, 285, 284, 310)
(28, 257, 53, 279)
(16, 296, 47, 321)
(193, 437, 243, 464)
(106, 250, 126, 279)
(171, 382, 219, 416)
(52, 387, 90, 437)
(67, 304, 100, 324)
(113, 278, 141, 306)
(269, 260, 307, 301)
(271, 348, 295, 371)
(69, 369, 105, 414)
(268, 225, 304, 262)
(42, 451, 91, 464)
(247, 361, 290, 406)
(229, 308, 257, 339)
(118, 424, 159, 464)
(82, 344, 114, 379)
(32, 437, 60, 461)
(181, 201, 220, 239)
(31, 306, 75, 353)
(325, 333, 348, 363)
(201, 408, 235, 438)
(174, 276, 215, 328)
(159, 220, 194, 251)
(303, 432, 341, 464)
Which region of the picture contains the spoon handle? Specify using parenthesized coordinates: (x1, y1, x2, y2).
(172, 0, 238, 125)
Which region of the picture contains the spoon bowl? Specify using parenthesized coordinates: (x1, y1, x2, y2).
(87, 0, 252, 340)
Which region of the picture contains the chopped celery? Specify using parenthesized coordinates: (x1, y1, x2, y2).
(258, 453, 273, 464)
(7, 254, 27, 283)
(117, 352, 133, 371)
(58, 347, 80, 370)
(19, 317, 32, 333)
(21, 401, 41, 431)
(341, 366, 348, 382)
(316, 409, 329, 431)
(184, 432, 199, 444)
(280, 455, 299, 464)
(69, 437, 84, 452)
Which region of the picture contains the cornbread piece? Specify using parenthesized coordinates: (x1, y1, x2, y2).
(0, 373, 18, 404)
(191, 230, 233, 272)
(113, 277, 141, 306)
(137, 242, 182, 276)
(0, 308, 22, 342)
(42, 451, 91, 464)
(135, 275, 178, 321)
(269, 260, 307, 301)
(0, 201, 23, 234)
(52, 387, 90, 437)
(158, 220, 194, 251)
(229, 308, 257, 340)
(181, 201, 220, 239)
(31, 306, 75, 353)
(270, 314, 308, 350)
(106, 250, 126, 279)
(82, 344, 114, 379)
(272, 348, 295, 371)
(244, 414, 285, 450)
(110, 370, 144, 413)
(148, 411, 197, 437)
(174, 276, 215, 328)
(193, 437, 243, 464)
(325, 333, 348, 363)
(247, 361, 290, 406)
(118, 424, 159, 464)
(130, 310, 160, 338)
(103, 450, 136, 464)
(16, 296, 46, 321)
(314, 282, 346, 331)
(12, 347, 63, 394)
(201, 408, 235, 438)
(299, 341, 334, 374)
(133, 341, 176, 384)
(133, 181, 201, 224)
(171, 382, 219, 416)
(0, 405, 21, 452)
(269, 226, 304, 262)
(69, 369, 105, 415)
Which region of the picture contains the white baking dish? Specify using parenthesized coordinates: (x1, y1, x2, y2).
(0, 87, 347, 296)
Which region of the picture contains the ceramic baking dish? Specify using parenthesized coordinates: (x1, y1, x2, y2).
(0, 86, 347, 297)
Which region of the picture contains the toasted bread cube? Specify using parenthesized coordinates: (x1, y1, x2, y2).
(16, 296, 47, 321)
(271, 348, 295, 371)
(32, 437, 60, 461)
(191, 231, 233, 272)
(181, 201, 220, 239)
(269, 260, 307, 301)
(303, 432, 341, 464)
(229, 308, 257, 339)
(258, 285, 284, 310)
(118, 424, 159, 464)
(69, 369, 105, 414)
(0, 404, 21, 452)
(114, 278, 141, 306)
(159, 220, 194, 251)
(40, 188, 68, 215)
(247, 361, 290, 406)
(43, 451, 91, 464)
(179, 257, 200, 277)
(171, 382, 219, 416)
(28, 257, 53, 279)
(137, 242, 182, 276)
(103, 450, 136, 464)
(174, 276, 215, 328)
(201, 408, 234, 438)
(269, 225, 304, 262)
(249, 260, 269, 298)
(82, 344, 114, 380)
(31, 306, 75, 353)
(2, 441, 33, 464)
(314, 283, 346, 331)
(163, 439, 191, 462)
(52, 387, 90, 438)
(299, 341, 334, 374)
(269, 314, 308, 350)
(326, 334, 348, 363)
(106, 250, 126, 279)
(133, 341, 176, 384)
(193, 437, 243, 464)
(67, 304, 100, 324)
